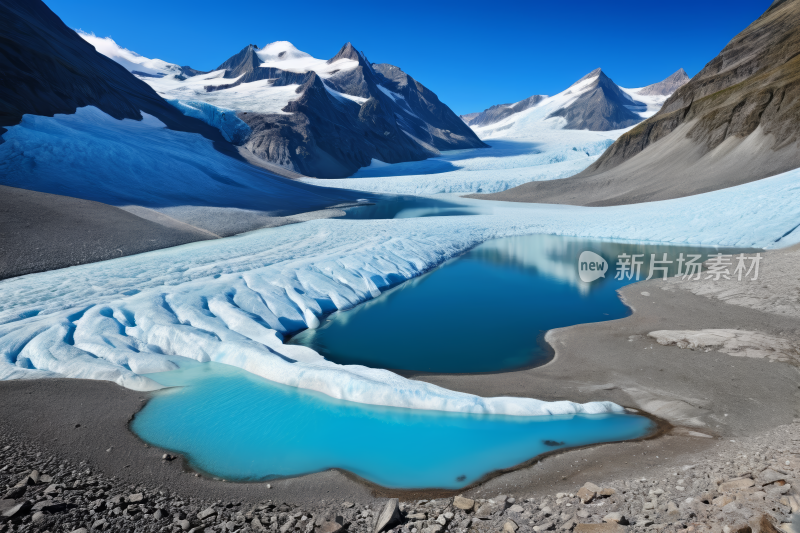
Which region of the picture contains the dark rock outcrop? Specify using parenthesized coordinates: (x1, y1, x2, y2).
(225, 43, 487, 178)
(0, 0, 224, 144)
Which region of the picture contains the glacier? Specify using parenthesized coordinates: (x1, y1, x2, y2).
(0, 107, 356, 234)
(2, 161, 800, 415)
(166, 100, 251, 145)
(309, 136, 618, 195)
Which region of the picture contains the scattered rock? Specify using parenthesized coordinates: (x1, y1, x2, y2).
(373, 498, 401, 533)
(602, 512, 628, 525)
(317, 521, 343, 533)
(577, 483, 601, 503)
(453, 495, 475, 511)
(504, 519, 519, 533)
(198, 506, 217, 520)
(1, 499, 31, 518)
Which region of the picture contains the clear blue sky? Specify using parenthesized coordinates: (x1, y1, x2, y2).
(46, 0, 772, 115)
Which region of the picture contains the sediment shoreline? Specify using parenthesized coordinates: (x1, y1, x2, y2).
(0, 248, 798, 532)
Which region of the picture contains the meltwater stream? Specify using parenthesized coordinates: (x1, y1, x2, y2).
(133, 362, 654, 489)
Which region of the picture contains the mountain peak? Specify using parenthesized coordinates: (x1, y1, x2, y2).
(328, 42, 360, 64)
(636, 68, 690, 96)
(571, 68, 604, 86)
(256, 41, 311, 63)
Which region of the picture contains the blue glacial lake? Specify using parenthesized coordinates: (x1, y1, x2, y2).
(289, 233, 747, 373)
(132, 362, 654, 489)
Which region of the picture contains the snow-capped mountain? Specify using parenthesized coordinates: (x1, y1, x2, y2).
(461, 68, 689, 134)
(81, 36, 487, 178)
(75, 31, 202, 79)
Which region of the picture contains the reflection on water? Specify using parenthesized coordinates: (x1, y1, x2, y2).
(337, 196, 489, 220)
(132, 362, 654, 489)
(289, 234, 751, 373)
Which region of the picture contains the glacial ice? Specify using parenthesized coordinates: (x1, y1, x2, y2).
(0, 107, 354, 221)
(2, 157, 800, 415)
(167, 100, 251, 145)
(309, 136, 617, 195)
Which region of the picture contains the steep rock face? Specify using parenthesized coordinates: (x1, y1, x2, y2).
(226, 43, 487, 178)
(0, 0, 222, 142)
(372, 63, 487, 151)
(473, 0, 800, 206)
(546, 69, 642, 130)
(461, 95, 546, 127)
(579, 0, 800, 182)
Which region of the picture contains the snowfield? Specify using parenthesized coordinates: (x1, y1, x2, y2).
(77, 31, 184, 77)
(2, 158, 800, 414)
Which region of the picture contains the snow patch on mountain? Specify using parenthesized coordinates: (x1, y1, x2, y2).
(76, 30, 181, 77)
(145, 71, 301, 115)
(255, 41, 359, 77)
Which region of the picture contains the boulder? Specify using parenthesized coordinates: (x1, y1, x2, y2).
(760, 469, 787, 485)
(2, 486, 26, 500)
(577, 483, 599, 504)
(453, 496, 475, 511)
(1, 500, 31, 519)
(43, 484, 62, 495)
(533, 522, 555, 532)
(504, 519, 519, 533)
(197, 506, 217, 520)
(32, 500, 67, 513)
(508, 504, 525, 514)
(373, 498, 401, 533)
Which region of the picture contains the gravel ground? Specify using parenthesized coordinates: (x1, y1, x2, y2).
(0, 420, 797, 533)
